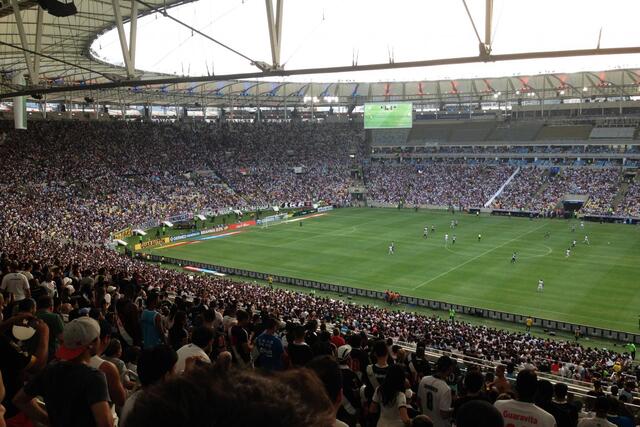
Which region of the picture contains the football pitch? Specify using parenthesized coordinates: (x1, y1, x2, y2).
(143, 208, 640, 332)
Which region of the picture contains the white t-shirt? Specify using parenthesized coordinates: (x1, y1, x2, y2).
(418, 375, 451, 427)
(175, 343, 211, 374)
(494, 399, 556, 427)
(1, 272, 30, 301)
(372, 388, 407, 427)
(119, 389, 142, 427)
(577, 417, 616, 427)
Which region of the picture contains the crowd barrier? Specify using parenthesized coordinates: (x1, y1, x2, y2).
(143, 254, 640, 344)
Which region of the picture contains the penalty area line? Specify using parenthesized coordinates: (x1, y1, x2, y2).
(411, 222, 548, 290)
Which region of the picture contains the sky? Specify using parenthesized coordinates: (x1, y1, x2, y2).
(91, 0, 640, 83)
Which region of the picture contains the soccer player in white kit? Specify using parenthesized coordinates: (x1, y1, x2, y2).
(584, 235, 590, 245)
(444, 234, 449, 245)
(388, 242, 395, 254)
(566, 248, 571, 257)
(537, 279, 544, 292)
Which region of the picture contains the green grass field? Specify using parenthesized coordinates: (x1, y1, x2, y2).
(143, 208, 640, 332)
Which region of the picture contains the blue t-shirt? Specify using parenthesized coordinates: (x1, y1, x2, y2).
(141, 309, 162, 349)
(255, 332, 284, 371)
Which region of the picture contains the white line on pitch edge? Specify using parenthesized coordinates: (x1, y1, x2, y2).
(411, 222, 548, 290)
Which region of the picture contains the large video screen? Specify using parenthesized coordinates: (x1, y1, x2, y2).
(364, 102, 413, 129)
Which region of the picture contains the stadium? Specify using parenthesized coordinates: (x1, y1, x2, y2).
(1, 0, 640, 426)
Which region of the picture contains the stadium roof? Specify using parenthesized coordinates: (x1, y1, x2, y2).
(2, 0, 640, 108)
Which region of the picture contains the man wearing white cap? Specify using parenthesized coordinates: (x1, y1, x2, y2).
(337, 344, 362, 427)
(14, 316, 114, 427)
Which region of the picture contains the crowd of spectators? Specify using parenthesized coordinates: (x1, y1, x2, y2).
(372, 144, 636, 156)
(0, 120, 364, 245)
(1, 242, 638, 426)
(493, 167, 622, 214)
(616, 181, 640, 218)
(1, 119, 639, 426)
(366, 162, 515, 208)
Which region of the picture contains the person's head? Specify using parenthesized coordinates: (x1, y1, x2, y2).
(36, 295, 54, 312)
(293, 324, 306, 342)
(191, 326, 214, 352)
(463, 370, 484, 395)
(435, 355, 455, 377)
(515, 369, 538, 402)
(535, 379, 554, 404)
(553, 382, 568, 401)
(263, 317, 278, 333)
(495, 364, 506, 378)
(202, 309, 216, 324)
(173, 311, 187, 327)
(332, 328, 340, 337)
(307, 356, 343, 411)
(593, 380, 602, 391)
(104, 338, 123, 359)
(126, 367, 334, 427)
(610, 385, 619, 396)
(337, 345, 352, 365)
(380, 364, 406, 406)
(17, 298, 36, 315)
(137, 344, 178, 387)
(415, 342, 425, 358)
(373, 340, 388, 362)
(456, 400, 504, 427)
(56, 316, 101, 362)
(146, 291, 159, 309)
(95, 319, 112, 353)
(236, 310, 249, 326)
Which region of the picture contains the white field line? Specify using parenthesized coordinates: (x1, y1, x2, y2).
(412, 222, 548, 290)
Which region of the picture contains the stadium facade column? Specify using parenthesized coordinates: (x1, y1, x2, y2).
(10, 0, 39, 85)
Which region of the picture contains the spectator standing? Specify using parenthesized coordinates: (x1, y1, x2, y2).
(287, 324, 314, 368)
(418, 355, 455, 427)
(577, 397, 615, 427)
(494, 370, 556, 427)
(0, 314, 48, 424)
(120, 344, 178, 427)
(307, 356, 350, 427)
(336, 345, 362, 427)
(370, 364, 412, 427)
(1, 262, 30, 303)
(230, 309, 252, 368)
(140, 292, 164, 349)
(13, 317, 113, 427)
(452, 370, 489, 419)
(551, 383, 579, 427)
(35, 295, 64, 361)
(175, 326, 213, 374)
(254, 317, 284, 372)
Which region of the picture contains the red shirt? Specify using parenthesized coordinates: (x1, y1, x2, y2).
(330, 335, 346, 348)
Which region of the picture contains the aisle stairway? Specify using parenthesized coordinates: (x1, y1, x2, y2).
(484, 167, 520, 207)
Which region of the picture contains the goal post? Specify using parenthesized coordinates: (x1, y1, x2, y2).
(258, 213, 288, 229)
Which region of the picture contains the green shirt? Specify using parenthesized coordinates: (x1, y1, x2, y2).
(36, 310, 64, 358)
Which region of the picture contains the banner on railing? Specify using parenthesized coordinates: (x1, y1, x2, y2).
(317, 206, 334, 213)
(229, 220, 256, 230)
(170, 231, 201, 242)
(111, 227, 132, 240)
(200, 225, 229, 236)
(134, 237, 169, 250)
